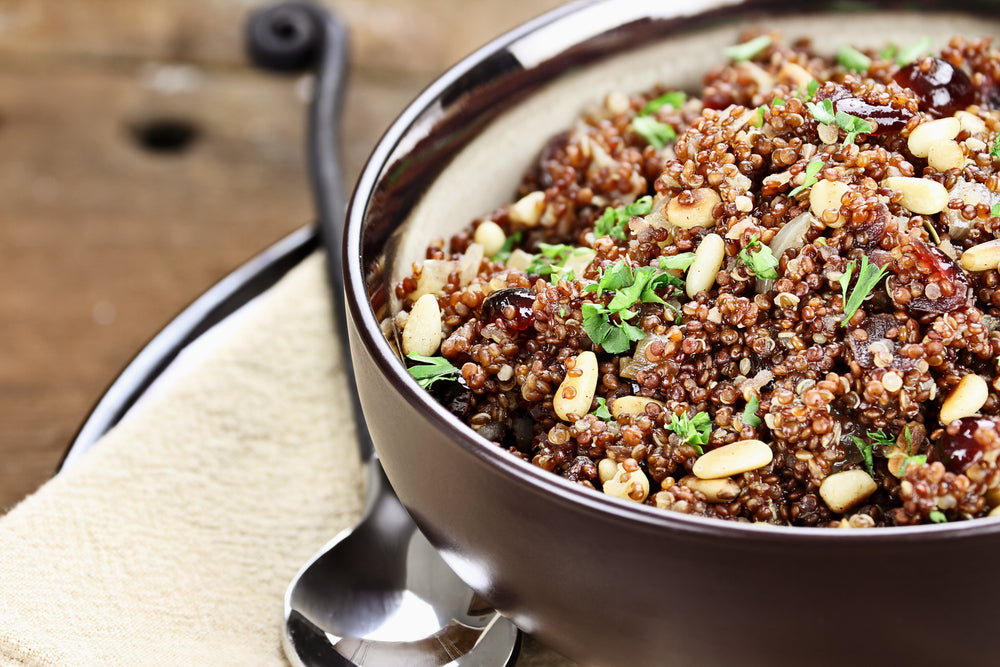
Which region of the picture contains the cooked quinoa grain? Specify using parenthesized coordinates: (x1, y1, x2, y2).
(395, 32, 1000, 527)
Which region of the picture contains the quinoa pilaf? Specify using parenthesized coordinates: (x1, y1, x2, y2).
(391, 32, 1000, 527)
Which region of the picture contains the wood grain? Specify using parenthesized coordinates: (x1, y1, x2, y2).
(0, 0, 565, 510)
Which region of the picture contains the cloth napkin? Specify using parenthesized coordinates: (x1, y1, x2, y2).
(0, 251, 571, 666)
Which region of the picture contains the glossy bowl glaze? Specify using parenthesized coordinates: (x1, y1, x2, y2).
(344, 2, 1000, 664)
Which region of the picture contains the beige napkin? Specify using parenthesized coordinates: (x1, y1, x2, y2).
(0, 251, 570, 666)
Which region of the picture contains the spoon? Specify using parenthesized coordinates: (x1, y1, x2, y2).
(245, 4, 522, 665)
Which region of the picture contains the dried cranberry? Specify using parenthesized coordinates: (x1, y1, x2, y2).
(851, 202, 890, 249)
(481, 287, 536, 331)
(893, 58, 974, 116)
(833, 96, 914, 135)
(933, 416, 999, 473)
(905, 240, 969, 314)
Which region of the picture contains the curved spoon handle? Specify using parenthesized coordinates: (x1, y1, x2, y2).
(247, 2, 374, 463)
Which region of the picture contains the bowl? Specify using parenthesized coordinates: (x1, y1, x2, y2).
(344, 1, 1000, 664)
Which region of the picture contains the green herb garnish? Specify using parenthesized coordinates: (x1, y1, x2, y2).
(895, 37, 933, 66)
(837, 45, 872, 72)
(868, 428, 896, 450)
(641, 90, 686, 115)
(742, 396, 762, 428)
(789, 159, 825, 197)
(666, 411, 713, 454)
(491, 230, 522, 262)
(806, 98, 876, 146)
(406, 353, 460, 389)
(806, 79, 819, 99)
(595, 196, 654, 240)
(526, 243, 595, 283)
(851, 436, 875, 476)
(724, 35, 772, 62)
(991, 135, 1000, 161)
(991, 203, 1000, 217)
(880, 44, 898, 61)
(929, 510, 948, 524)
(657, 253, 697, 271)
(631, 115, 677, 150)
(772, 97, 787, 106)
(738, 235, 780, 280)
(840, 255, 890, 325)
(591, 397, 613, 421)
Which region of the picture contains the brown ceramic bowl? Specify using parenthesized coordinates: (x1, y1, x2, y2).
(344, 1, 1000, 665)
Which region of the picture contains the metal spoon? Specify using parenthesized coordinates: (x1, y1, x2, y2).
(245, 4, 521, 665)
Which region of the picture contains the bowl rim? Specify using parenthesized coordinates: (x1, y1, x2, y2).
(344, 0, 1000, 543)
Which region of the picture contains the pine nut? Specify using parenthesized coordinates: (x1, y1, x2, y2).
(686, 233, 725, 299)
(597, 457, 618, 484)
(411, 259, 454, 300)
(457, 243, 484, 286)
(509, 190, 546, 226)
(882, 176, 949, 215)
(553, 351, 599, 421)
(809, 179, 850, 228)
(955, 110, 987, 135)
(959, 239, 1000, 272)
(401, 293, 443, 357)
(777, 62, 813, 89)
(506, 248, 535, 271)
(907, 117, 961, 158)
(692, 439, 773, 479)
(819, 469, 878, 513)
(667, 188, 720, 229)
(474, 221, 507, 258)
(680, 475, 741, 503)
(927, 139, 965, 172)
(601, 459, 650, 503)
(610, 395, 665, 420)
(939, 373, 989, 425)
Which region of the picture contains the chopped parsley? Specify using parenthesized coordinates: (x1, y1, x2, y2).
(631, 115, 677, 150)
(806, 98, 876, 146)
(789, 159, 825, 197)
(895, 37, 933, 66)
(641, 90, 686, 115)
(851, 436, 875, 476)
(581, 260, 681, 354)
(594, 196, 654, 240)
(742, 396, 762, 428)
(526, 243, 595, 283)
(724, 35, 772, 62)
(837, 45, 872, 72)
(591, 397, 613, 421)
(868, 428, 896, 450)
(738, 235, 780, 280)
(839, 255, 890, 325)
(666, 411, 713, 454)
(406, 353, 460, 389)
(657, 253, 697, 271)
(929, 510, 948, 524)
(805, 79, 819, 99)
(490, 230, 522, 262)
(991, 202, 1000, 217)
(991, 134, 1000, 161)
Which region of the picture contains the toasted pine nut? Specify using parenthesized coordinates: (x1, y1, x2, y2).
(809, 179, 850, 228)
(939, 374, 989, 425)
(667, 188, 720, 229)
(509, 190, 546, 226)
(777, 62, 813, 89)
(907, 117, 961, 158)
(686, 233, 725, 299)
(927, 139, 965, 172)
(692, 439, 773, 480)
(680, 475, 741, 503)
(610, 396, 665, 420)
(602, 459, 650, 503)
(553, 351, 599, 421)
(401, 293, 443, 357)
(955, 110, 987, 135)
(597, 457, 618, 484)
(959, 238, 1000, 272)
(819, 469, 878, 513)
(474, 221, 507, 258)
(882, 176, 949, 215)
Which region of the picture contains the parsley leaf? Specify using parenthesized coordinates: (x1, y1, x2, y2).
(840, 255, 890, 325)
(991, 203, 1000, 217)
(591, 397, 613, 421)
(490, 230, 522, 262)
(806, 98, 837, 125)
(991, 134, 1000, 161)
(631, 115, 677, 150)
(594, 196, 654, 240)
(852, 436, 875, 476)
(789, 159, 825, 197)
(526, 243, 595, 282)
(641, 91, 686, 115)
(837, 45, 872, 72)
(895, 37, 933, 66)
(806, 99, 876, 146)
(666, 411, 713, 454)
(742, 396, 762, 428)
(839, 260, 854, 303)
(658, 253, 697, 271)
(806, 79, 819, 99)
(724, 35, 772, 62)
(929, 510, 948, 524)
(738, 235, 780, 280)
(868, 428, 896, 450)
(406, 353, 460, 389)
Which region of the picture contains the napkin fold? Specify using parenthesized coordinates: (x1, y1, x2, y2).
(0, 251, 570, 666)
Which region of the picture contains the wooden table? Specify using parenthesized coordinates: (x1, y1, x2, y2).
(0, 0, 565, 510)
